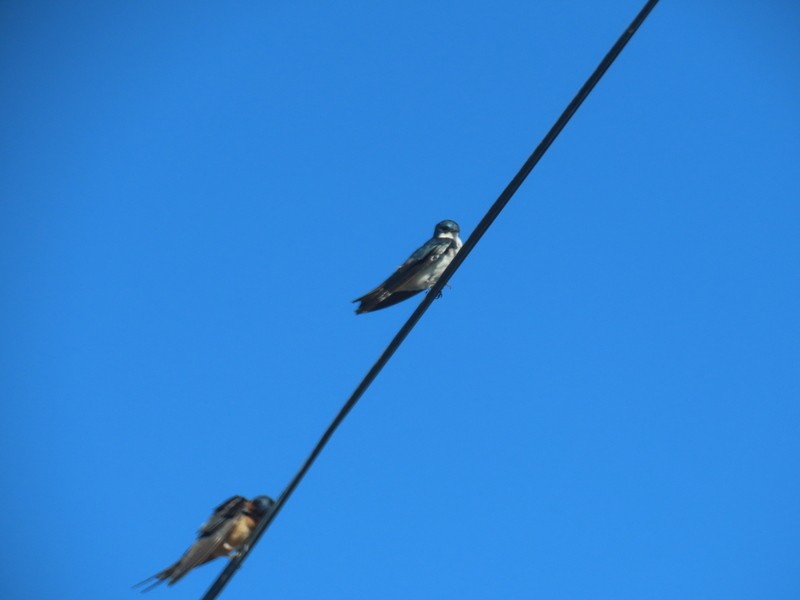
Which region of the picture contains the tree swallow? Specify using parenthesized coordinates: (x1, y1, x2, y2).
(354, 219, 462, 314)
(135, 495, 274, 591)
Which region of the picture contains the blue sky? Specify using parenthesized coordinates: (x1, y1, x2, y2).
(2, 1, 799, 598)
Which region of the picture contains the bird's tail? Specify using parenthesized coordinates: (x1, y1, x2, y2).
(354, 288, 421, 314)
(132, 563, 178, 593)
(353, 289, 385, 314)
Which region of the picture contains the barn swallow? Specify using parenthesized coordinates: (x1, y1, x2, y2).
(354, 219, 462, 314)
(135, 495, 274, 592)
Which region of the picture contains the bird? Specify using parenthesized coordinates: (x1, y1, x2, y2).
(353, 219, 462, 314)
(134, 495, 274, 592)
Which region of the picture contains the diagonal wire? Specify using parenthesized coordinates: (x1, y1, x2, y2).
(202, 1, 659, 598)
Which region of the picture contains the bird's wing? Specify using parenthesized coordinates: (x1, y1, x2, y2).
(370, 238, 451, 293)
(198, 496, 248, 536)
(166, 520, 242, 584)
(162, 497, 249, 585)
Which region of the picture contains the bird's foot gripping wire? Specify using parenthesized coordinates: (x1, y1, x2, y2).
(431, 283, 452, 300)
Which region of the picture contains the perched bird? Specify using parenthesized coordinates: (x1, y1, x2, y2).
(354, 219, 462, 314)
(135, 495, 274, 592)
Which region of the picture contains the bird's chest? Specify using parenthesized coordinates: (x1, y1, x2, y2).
(226, 515, 256, 549)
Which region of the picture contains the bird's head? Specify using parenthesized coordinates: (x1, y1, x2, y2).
(248, 496, 275, 519)
(434, 220, 460, 239)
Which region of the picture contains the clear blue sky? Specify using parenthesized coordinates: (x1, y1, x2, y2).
(2, 2, 799, 598)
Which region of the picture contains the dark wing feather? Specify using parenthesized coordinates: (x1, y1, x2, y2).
(198, 496, 248, 536)
(377, 238, 450, 292)
(163, 516, 240, 585)
(354, 238, 450, 307)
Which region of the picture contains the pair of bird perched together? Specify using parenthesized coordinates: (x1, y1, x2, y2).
(137, 220, 463, 590)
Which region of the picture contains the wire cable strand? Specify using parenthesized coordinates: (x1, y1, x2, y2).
(201, 1, 659, 598)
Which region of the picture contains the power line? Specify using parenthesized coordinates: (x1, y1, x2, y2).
(201, 1, 659, 598)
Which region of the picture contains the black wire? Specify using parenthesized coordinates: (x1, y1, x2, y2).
(201, 1, 659, 598)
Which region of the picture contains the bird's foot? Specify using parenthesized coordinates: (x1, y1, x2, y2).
(434, 283, 452, 300)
